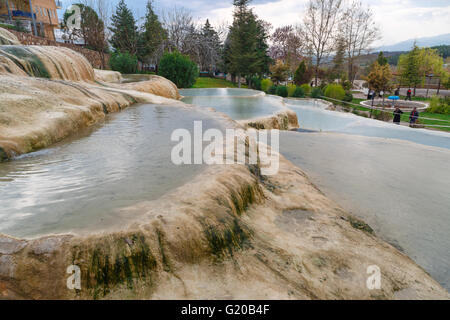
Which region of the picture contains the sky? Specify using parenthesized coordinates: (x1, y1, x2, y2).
(59, 0, 450, 46)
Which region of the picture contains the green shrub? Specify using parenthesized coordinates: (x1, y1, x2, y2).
(276, 86, 288, 97)
(268, 85, 278, 95)
(300, 83, 311, 95)
(109, 52, 138, 74)
(292, 87, 305, 98)
(427, 96, 450, 114)
(249, 77, 262, 90)
(158, 51, 199, 88)
(311, 87, 323, 98)
(294, 60, 312, 85)
(343, 92, 353, 102)
(261, 79, 273, 93)
(287, 84, 297, 97)
(324, 84, 346, 101)
(342, 80, 352, 91)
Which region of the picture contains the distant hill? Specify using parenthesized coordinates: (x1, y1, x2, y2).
(377, 33, 450, 52)
(374, 45, 450, 66)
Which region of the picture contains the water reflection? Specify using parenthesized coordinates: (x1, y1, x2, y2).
(181, 88, 283, 120)
(0, 105, 223, 238)
(181, 88, 450, 149)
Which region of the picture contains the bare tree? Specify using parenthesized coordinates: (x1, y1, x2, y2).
(161, 8, 224, 73)
(300, 0, 343, 86)
(340, 0, 379, 84)
(270, 25, 304, 74)
(162, 7, 195, 53)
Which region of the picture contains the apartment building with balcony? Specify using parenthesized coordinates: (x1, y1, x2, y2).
(0, 0, 62, 40)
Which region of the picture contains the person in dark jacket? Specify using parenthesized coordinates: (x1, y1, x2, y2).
(409, 107, 419, 127)
(406, 89, 412, 101)
(393, 107, 403, 125)
(395, 88, 400, 96)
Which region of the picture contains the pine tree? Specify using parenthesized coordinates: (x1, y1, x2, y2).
(255, 20, 271, 76)
(294, 60, 313, 85)
(330, 37, 346, 82)
(228, 0, 270, 87)
(137, 1, 167, 65)
(200, 19, 222, 73)
(377, 52, 388, 66)
(109, 0, 138, 55)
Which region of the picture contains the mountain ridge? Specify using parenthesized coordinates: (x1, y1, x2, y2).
(377, 33, 450, 52)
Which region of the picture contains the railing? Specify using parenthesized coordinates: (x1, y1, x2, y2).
(320, 96, 450, 128)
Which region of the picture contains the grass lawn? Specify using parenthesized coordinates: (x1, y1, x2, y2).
(401, 112, 450, 132)
(346, 98, 450, 132)
(192, 77, 248, 89)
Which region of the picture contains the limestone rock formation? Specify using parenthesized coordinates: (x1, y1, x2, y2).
(94, 69, 122, 83)
(0, 28, 20, 45)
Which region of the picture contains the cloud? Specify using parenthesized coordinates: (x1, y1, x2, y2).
(59, 0, 450, 45)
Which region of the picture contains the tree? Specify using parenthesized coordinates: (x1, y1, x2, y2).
(301, 0, 343, 86)
(109, 0, 138, 55)
(137, 1, 167, 67)
(294, 60, 313, 85)
(367, 61, 393, 104)
(228, 0, 270, 87)
(340, 0, 379, 84)
(254, 20, 272, 77)
(399, 45, 446, 96)
(329, 36, 346, 82)
(199, 19, 222, 74)
(60, 1, 110, 68)
(377, 52, 388, 66)
(270, 60, 289, 84)
(162, 7, 194, 53)
(270, 25, 303, 73)
(398, 44, 422, 95)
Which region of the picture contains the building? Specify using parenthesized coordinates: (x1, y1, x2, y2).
(0, 0, 62, 40)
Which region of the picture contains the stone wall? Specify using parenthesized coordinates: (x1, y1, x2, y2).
(8, 30, 110, 70)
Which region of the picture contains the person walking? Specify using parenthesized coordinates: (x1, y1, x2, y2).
(393, 107, 403, 125)
(406, 88, 412, 101)
(409, 107, 419, 127)
(395, 88, 400, 96)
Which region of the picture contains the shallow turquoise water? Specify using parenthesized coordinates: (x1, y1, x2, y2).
(181, 88, 284, 120)
(182, 89, 450, 149)
(284, 100, 450, 150)
(0, 105, 224, 238)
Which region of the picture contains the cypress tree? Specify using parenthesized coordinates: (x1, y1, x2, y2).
(201, 19, 222, 73)
(377, 52, 388, 66)
(294, 60, 312, 85)
(109, 0, 138, 55)
(228, 0, 269, 87)
(137, 1, 167, 64)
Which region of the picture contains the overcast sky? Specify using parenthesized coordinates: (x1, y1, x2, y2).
(60, 0, 450, 46)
